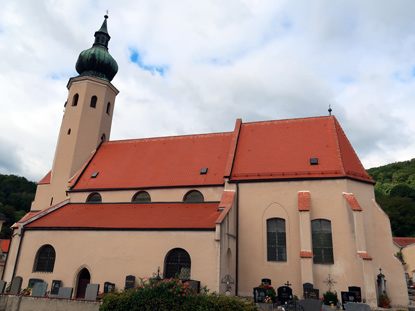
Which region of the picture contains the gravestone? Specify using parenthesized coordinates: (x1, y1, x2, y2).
(341, 291, 357, 307)
(348, 286, 361, 303)
(85, 283, 100, 300)
(344, 303, 370, 311)
(303, 283, 314, 291)
(104, 282, 115, 294)
(262, 278, 271, 285)
(28, 278, 43, 287)
(297, 298, 323, 311)
(125, 275, 135, 289)
(50, 280, 62, 295)
(32, 282, 48, 297)
(305, 288, 319, 299)
(277, 286, 293, 304)
(0, 280, 6, 293)
(57, 287, 73, 299)
(253, 287, 267, 303)
(10, 276, 22, 294)
(186, 280, 200, 294)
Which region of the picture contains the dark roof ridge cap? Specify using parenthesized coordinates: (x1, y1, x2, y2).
(241, 115, 330, 127)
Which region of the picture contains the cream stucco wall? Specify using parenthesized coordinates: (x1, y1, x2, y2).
(69, 186, 224, 203)
(9, 229, 219, 296)
(400, 245, 415, 283)
(236, 178, 408, 306)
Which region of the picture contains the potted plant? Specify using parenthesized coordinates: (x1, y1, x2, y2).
(379, 293, 391, 308)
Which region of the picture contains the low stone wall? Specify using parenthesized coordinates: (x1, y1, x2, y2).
(0, 294, 100, 311)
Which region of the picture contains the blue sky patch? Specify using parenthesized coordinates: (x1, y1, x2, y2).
(339, 76, 355, 84)
(129, 48, 167, 76)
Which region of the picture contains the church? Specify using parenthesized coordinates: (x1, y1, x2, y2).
(2, 15, 408, 305)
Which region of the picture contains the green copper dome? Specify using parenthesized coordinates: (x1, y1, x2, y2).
(75, 15, 118, 82)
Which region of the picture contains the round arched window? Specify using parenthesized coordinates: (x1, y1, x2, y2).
(183, 190, 204, 202)
(86, 193, 102, 203)
(132, 191, 151, 202)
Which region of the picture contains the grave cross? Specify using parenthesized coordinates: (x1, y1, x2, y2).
(323, 274, 337, 291)
(285, 281, 292, 287)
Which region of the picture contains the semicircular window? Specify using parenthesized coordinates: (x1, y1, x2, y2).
(164, 248, 191, 280)
(183, 190, 204, 203)
(34, 245, 56, 272)
(86, 193, 102, 203)
(132, 191, 151, 203)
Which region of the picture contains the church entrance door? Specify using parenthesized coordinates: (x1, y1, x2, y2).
(76, 268, 91, 298)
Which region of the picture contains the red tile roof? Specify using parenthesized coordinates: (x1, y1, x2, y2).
(24, 203, 221, 229)
(65, 116, 372, 192)
(343, 193, 363, 211)
(230, 116, 373, 183)
(357, 252, 373, 260)
(298, 191, 310, 211)
(300, 251, 312, 258)
(0, 240, 10, 253)
(393, 237, 415, 248)
(71, 133, 233, 190)
(216, 190, 235, 224)
(38, 171, 51, 184)
(11, 211, 40, 228)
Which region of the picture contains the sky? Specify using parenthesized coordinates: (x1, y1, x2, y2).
(0, 0, 415, 182)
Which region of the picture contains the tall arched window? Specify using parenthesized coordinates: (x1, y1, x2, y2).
(132, 191, 151, 202)
(90, 96, 97, 108)
(267, 218, 287, 262)
(106, 102, 111, 115)
(183, 190, 204, 202)
(86, 193, 102, 203)
(33, 245, 56, 272)
(164, 248, 191, 280)
(72, 93, 79, 106)
(311, 219, 334, 264)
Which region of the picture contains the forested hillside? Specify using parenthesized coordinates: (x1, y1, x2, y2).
(0, 174, 36, 238)
(367, 158, 415, 237)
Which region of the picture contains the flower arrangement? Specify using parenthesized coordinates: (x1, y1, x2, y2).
(322, 290, 338, 306)
(379, 293, 391, 308)
(259, 283, 277, 303)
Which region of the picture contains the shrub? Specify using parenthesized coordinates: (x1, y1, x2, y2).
(322, 290, 338, 305)
(100, 277, 258, 311)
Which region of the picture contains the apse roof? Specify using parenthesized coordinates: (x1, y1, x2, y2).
(393, 237, 415, 248)
(230, 116, 373, 182)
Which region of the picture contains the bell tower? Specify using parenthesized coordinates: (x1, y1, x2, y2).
(31, 15, 119, 210)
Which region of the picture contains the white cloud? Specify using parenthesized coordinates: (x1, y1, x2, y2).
(0, 0, 414, 181)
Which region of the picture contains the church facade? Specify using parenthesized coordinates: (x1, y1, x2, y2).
(3, 16, 408, 305)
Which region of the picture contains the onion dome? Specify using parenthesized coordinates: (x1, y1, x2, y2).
(75, 15, 118, 82)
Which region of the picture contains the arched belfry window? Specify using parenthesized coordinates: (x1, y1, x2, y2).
(132, 191, 151, 202)
(267, 218, 287, 262)
(33, 245, 56, 272)
(106, 102, 111, 115)
(183, 190, 204, 202)
(72, 93, 79, 106)
(164, 248, 191, 280)
(311, 219, 334, 264)
(90, 96, 97, 108)
(86, 193, 102, 203)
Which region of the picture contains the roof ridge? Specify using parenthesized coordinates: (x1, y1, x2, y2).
(241, 116, 330, 127)
(332, 116, 373, 182)
(330, 116, 346, 176)
(105, 131, 233, 144)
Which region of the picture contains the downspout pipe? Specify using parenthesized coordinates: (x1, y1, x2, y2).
(10, 226, 25, 281)
(235, 181, 239, 296)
